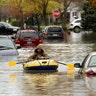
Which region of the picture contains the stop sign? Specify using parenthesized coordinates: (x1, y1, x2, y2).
(52, 10, 60, 18)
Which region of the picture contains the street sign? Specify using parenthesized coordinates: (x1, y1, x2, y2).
(52, 10, 60, 18)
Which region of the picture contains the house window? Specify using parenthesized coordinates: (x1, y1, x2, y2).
(73, 12, 77, 19)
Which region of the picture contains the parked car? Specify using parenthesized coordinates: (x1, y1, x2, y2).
(42, 26, 64, 39)
(14, 29, 43, 47)
(69, 19, 82, 32)
(0, 22, 20, 35)
(0, 35, 18, 60)
(74, 52, 96, 75)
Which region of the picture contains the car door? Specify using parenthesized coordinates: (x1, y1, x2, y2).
(0, 23, 6, 35)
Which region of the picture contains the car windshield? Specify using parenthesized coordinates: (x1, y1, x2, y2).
(20, 32, 39, 38)
(88, 55, 96, 67)
(2, 22, 12, 27)
(0, 38, 15, 50)
(48, 27, 62, 32)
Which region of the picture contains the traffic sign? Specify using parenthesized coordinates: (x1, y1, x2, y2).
(52, 10, 60, 18)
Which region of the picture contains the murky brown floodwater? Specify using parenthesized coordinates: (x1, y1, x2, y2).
(0, 31, 96, 96)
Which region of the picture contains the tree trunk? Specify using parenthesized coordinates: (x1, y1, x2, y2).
(35, 14, 40, 31)
(61, 0, 72, 32)
(43, 7, 47, 26)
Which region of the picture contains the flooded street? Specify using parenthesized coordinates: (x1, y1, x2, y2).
(0, 31, 96, 96)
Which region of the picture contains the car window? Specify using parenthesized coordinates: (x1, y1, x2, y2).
(0, 23, 4, 27)
(88, 55, 96, 67)
(48, 27, 63, 32)
(2, 22, 12, 27)
(20, 32, 39, 38)
(0, 38, 15, 49)
(75, 20, 81, 23)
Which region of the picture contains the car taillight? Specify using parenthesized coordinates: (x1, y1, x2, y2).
(44, 32, 48, 37)
(15, 39, 20, 44)
(39, 38, 43, 43)
(61, 32, 64, 38)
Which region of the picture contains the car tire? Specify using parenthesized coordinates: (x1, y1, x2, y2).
(74, 26, 81, 33)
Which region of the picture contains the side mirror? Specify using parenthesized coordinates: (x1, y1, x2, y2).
(11, 34, 16, 39)
(11, 36, 15, 39)
(74, 63, 82, 68)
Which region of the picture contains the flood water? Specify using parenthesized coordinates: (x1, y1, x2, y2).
(0, 31, 96, 96)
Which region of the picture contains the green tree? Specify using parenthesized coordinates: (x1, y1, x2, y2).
(81, 1, 96, 32)
(6, 0, 62, 29)
(0, 0, 7, 21)
(31, 0, 62, 26)
(6, 0, 35, 28)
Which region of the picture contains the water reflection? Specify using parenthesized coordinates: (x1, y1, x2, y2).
(82, 32, 96, 43)
(85, 75, 96, 93)
(67, 31, 82, 44)
(9, 73, 16, 84)
(18, 71, 89, 95)
(24, 73, 58, 95)
(44, 38, 64, 44)
(3, 72, 94, 96)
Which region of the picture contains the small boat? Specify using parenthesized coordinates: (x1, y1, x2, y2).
(23, 59, 58, 71)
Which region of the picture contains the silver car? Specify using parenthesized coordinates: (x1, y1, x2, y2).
(75, 52, 96, 75)
(0, 35, 18, 61)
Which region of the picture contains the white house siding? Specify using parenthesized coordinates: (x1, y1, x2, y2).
(68, 2, 82, 23)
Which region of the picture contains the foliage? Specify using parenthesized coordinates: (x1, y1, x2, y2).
(89, 0, 96, 8)
(0, 0, 7, 6)
(0, 0, 85, 29)
(1, 0, 62, 27)
(10, 19, 21, 26)
(81, 1, 96, 32)
(6, 0, 34, 18)
(47, 1, 63, 13)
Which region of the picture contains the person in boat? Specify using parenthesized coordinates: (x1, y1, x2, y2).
(27, 45, 49, 61)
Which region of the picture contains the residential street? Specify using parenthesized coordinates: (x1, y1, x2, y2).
(0, 31, 96, 96)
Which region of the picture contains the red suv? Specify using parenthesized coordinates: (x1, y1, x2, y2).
(14, 29, 43, 47)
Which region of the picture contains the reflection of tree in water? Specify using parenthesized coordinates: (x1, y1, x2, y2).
(82, 32, 96, 43)
(82, 32, 96, 51)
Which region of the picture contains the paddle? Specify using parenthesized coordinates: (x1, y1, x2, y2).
(8, 61, 25, 66)
(56, 61, 74, 69)
(8, 60, 75, 69)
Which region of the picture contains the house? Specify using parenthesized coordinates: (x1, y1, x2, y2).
(67, 2, 82, 23)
